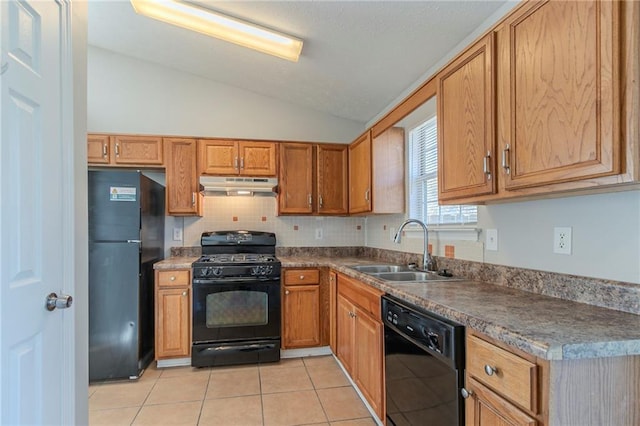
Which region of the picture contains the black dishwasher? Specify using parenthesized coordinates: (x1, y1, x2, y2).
(382, 295, 465, 426)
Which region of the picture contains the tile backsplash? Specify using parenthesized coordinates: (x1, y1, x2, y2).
(177, 196, 365, 248)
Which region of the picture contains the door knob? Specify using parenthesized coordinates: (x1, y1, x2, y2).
(46, 293, 73, 311)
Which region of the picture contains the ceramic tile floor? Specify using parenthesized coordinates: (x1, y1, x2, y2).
(89, 355, 377, 426)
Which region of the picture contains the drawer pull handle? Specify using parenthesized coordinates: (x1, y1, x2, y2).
(299, 275, 305, 280)
(484, 364, 498, 376)
(170, 276, 176, 281)
(460, 388, 473, 399)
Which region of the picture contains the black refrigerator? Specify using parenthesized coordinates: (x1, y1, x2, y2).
(88, 170, 165, 381)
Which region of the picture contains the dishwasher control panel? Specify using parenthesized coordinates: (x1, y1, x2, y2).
(382, 295, 464, 364)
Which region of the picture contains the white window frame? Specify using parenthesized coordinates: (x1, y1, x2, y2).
(407, 115, 478, 231)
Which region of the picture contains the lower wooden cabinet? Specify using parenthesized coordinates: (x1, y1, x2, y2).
(155, 269, 191, 360)
(466, 377, 537, 426)
(335, 273, 384, 420)
(282, 268, 322, 349)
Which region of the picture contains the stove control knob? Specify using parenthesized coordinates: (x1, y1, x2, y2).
(199, 268, 212, 277)
(211, 267, 223, 277)
(251, 266, 262, 276)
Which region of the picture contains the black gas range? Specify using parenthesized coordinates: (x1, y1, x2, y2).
(191, 231, 281, 367)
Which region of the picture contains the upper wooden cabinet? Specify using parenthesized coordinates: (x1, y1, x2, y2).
(165, 138, 202, 216)
(279, 142, 348, 215)
(497, 0, 621, 190)
(199, 139, 277, 176)
(87, 134, 164, 167)
(433, 0, 635, 204)
(437, 34, 496, 202)
(349, 129, 404, 214)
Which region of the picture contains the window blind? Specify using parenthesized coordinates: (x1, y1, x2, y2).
(409, 117, 477, 225)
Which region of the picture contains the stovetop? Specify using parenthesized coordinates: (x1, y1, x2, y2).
(196, 253, 278, 265)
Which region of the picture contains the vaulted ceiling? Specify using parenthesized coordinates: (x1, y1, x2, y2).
(88, 1, 508, 124)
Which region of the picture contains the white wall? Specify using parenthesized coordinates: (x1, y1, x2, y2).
(479, 191, 640, 283)
(88, 46, 363, 143)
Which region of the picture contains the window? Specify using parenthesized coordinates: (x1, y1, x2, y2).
(409, 116, 477, 225)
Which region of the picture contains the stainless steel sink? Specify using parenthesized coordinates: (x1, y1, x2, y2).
(349, 264, 413, 273)
(371, 271, 452, 282)
(348, 264, 459, 282)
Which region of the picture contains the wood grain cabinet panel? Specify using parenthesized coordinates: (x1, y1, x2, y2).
(335, 273, 385, 421)
(437, 33, 496, 202)
(199, 139, 277, 176)
(155, 269, 191, 360)
(278, 143, 348, 215)
(466, 377, 538, 426)
(113, 135, 164, 166)
(165, 138, 202, 216)
(498, 0, 621, 190)
(317, 144, 348, 214)
(282, 284, 321, 349)
(88, 134, 163, 167)
(348, 132, 373, 213)
(348, 129, 405, 214)
(87, 134, 110, 164)
(279, 143, 314, 214)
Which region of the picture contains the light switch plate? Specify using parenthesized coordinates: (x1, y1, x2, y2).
(315, 228, 323, 240)
(486, 228, 498, 251)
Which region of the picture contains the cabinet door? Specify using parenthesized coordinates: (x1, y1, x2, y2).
(466, 377, 537, 426)
(113, 135, 164, 166)
(336, 294, 355, 374)
(317, 144, 348, 215)
(199, 139, 239, 175)
(239, 141, 277, 176)
(372, 128, 404, 214)
(354, 308, 384, 420)
(349, 132, 372, 213)
(498, 0, 620, 190)
(437, 33, 496, 201)
(279, 143, 314, 214)
(87, 134, 110, 164)
(156, 287, 190, 359)
(165, 138, 201, 216)
(282, 284, 321, 349)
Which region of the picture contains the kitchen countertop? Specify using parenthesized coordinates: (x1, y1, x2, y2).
(153, 254, 640, 361)
(154, 257, 199, 270)
(279, 255, 640, 361)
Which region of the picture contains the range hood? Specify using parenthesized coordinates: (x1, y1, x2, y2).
(199, 176, 278, 196)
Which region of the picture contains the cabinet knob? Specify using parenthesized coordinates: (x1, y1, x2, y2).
(285, 290, 290, 295)
(115, 143, 120, 156)
(299, 275, 305, 280)
(484, 364, 498, 376)
(182, 291, 187, 296)
(102, 144, 108, 157)
(460, 388, 473, 399)
(307, 194, 312, 206)
(483, 151, 491, 181)
(170, 276, 176, 281)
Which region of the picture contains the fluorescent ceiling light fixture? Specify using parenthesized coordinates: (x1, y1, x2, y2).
(130, 0, 303, 62)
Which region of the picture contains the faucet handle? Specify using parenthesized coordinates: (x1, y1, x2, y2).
(407, 263, 418, 270)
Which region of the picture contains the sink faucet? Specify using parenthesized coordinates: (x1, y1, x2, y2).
(393, 218, 437, 272)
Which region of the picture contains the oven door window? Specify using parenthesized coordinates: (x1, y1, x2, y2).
(206, 290, 268, 328)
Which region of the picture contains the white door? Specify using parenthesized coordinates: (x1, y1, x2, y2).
(1, 1, 82, 424)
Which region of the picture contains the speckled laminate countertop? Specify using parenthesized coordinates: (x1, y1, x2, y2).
(154, 257, 199, 270)
(279, 255, 640, 361)
(153, 254, 640, 360)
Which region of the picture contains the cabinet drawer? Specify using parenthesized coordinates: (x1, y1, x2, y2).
(337, 274, 383, 319)
(284, 269, 320, 285)
(157, 270, 190, 287)
(467, 334, 537, 413)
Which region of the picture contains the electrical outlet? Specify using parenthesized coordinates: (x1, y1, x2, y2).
(553, 227, 572, 255)
(173, 227, 183, 241)
(315, 228, 323, 240)
(486, 228, 498, 251)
